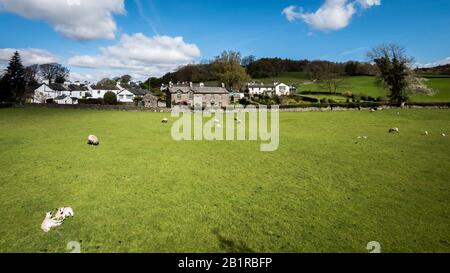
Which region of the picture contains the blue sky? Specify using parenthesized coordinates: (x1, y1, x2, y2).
(0, 0, 449, 81)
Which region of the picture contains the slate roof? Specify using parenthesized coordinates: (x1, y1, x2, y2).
(91, 85, 119, 90)
(126, 89, 149, 96)
(47, 83, 68, 91)
(167, 84, 229, 95)
(68, 84, 89, 91)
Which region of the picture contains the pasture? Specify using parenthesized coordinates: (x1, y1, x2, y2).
(0, 108, 449, 253)
(256, 73, 450, 103)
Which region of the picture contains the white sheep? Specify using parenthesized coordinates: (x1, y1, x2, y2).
(87, 135, 99, 145)
(389, 128, 399, 133)
(54, 207, 74, 221)
(161, 118, 169, 123)
(41, 212, 63, 233)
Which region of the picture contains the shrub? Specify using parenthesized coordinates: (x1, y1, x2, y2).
(328, 99, 337, 103)
(239, 98, 251, 106)
(360, 95, 368, 101)
(79, 98, 103, 105)
(103, 92, 118, 105)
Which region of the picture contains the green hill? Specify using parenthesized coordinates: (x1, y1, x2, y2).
(255, 72, 450, 103)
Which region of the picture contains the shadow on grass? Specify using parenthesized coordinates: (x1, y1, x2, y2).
(212, 230, 254, 253)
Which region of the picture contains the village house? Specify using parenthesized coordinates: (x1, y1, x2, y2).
(32, 83, 89, 104)
(117, 88, 149, 104)
(246, 82, 291, 97)
(163, 82, 230, 108)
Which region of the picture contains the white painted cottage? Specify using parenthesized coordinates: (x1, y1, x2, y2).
(247, 82, 291, 97)
(117, 88, 149, 103)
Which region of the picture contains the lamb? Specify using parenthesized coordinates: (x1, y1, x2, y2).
(87, 135, 99, 146)
(41, 212, 63, 233)
(389, 128, 399, 133)
(161, 118, 169, 123)
(54, 207, 74, 221)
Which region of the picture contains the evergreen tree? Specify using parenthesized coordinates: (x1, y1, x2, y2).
(1, 51, 25, 103)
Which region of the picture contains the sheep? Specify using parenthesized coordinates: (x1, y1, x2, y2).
(442, 133, 447, 137)
(161, 118, 169, 124)
(389, 128, 399, 133)
(87, 135, 99, 145)
(41, 212, 63, 233)
(54, 207, 74, 221)
(424, 131, 429, 136)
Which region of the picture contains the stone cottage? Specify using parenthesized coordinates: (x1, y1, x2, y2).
(163, 82, 230, 108)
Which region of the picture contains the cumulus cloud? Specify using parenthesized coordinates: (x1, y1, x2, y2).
(68, 33, 201, 80)
(0, 0, 125, 40)
(282, 0, 381, 31)
(0, 48, 58, 66)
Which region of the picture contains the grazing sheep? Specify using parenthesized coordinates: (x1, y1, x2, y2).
(442, 133, 446, 137)
(370, 108, 376, 112)
(54, 207, 74, 221)
(363, 136, 368, 139)
(41, 212, 63, 233)
(161, 118, 169, 123)
(424, 131, 429, 136)
(87, 135, 99, 145)
(389, 128, 399, 133)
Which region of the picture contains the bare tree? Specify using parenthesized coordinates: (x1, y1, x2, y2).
(39, 63, 70, 84)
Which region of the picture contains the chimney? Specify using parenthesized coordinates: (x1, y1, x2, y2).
(221, 83, 225, 88)
(189, 82, 193, 88)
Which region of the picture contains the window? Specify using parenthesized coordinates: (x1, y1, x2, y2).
(97, 91, 100, 95)
(177, 91, 182, 99)
(189, 92, 193, 99)
(126, 95, 133, 100)
(119, 95, 124, 99)
(279, 86, 286, 91)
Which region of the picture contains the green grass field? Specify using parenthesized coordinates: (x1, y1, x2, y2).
(256, 73, 450, 103)
(0, 108, 449, 253)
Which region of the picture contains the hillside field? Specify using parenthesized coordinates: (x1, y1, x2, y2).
(0, 108, 449, 253)
(256, 73, 450, 102)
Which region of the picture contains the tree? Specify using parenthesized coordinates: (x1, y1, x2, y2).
(305, 61, 347, 94)
(241, 55, 256, 67)
(367, 44, 413, 104)
(1, 51, 25, 103)
(120, 75, 132, 84)
(98, 78, 117, 86)
(212, 50, 250, 89)
(24, 64, 40, 86)
(40, 63, 70, 84)
(103, 91, 118, 105)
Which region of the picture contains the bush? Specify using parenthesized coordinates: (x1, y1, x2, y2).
(79, 98, 103, 105)
(239, 98, 251, 106)
(103, 92, 118, 105)
(328, 99, 337, 103)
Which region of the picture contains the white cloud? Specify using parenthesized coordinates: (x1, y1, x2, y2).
(68, 33, 201, 80)
(282, 0, 380, 31)
(358, 0, 381, 9)
(415, 57, 450, 68)
(0, 48, 58, 66)
(0, 0, 125, 40)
